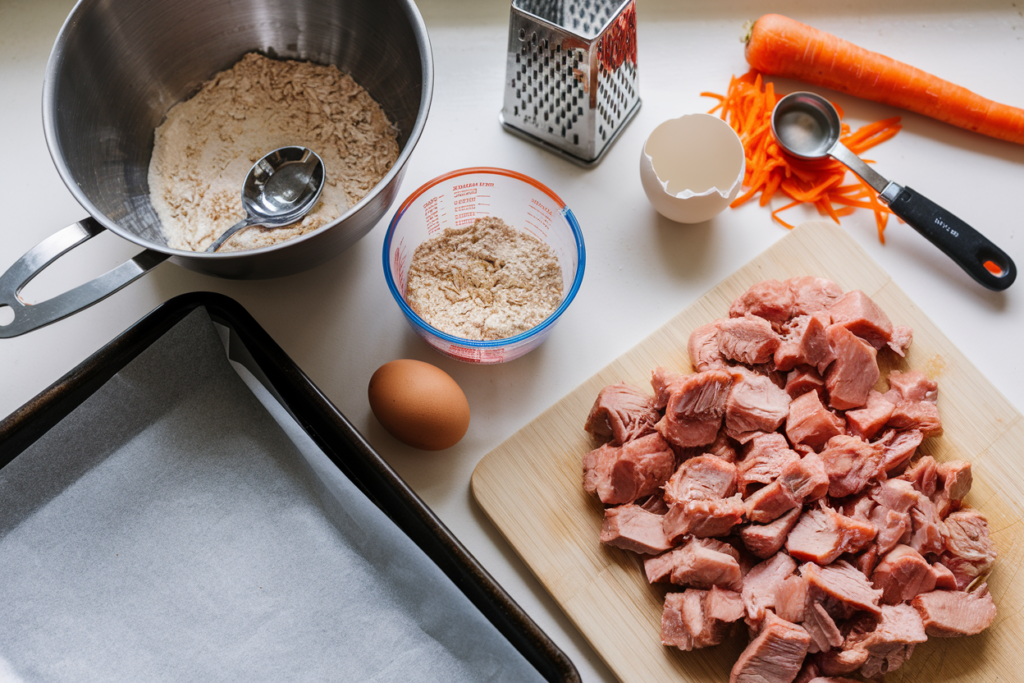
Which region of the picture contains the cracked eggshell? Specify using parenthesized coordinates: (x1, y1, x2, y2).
(640, 113, 746, 224)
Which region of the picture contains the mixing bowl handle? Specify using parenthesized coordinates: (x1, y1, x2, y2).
(0, 217, 169, 338)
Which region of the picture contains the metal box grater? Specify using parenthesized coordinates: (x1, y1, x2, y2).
(499, 0, 641, 167)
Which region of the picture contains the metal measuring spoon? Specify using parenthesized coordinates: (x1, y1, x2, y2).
(206, 146, 326, 253)
(771, 92, 1016, 291)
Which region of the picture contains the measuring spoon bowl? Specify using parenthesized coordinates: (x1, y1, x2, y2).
(207, 146, 325, 253)
(770, 92, 1015, 291)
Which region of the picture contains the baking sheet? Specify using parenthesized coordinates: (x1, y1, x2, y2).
(0, 308, 545, 683)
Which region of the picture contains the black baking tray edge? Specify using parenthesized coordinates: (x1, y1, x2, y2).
(0, 291, 580, 683)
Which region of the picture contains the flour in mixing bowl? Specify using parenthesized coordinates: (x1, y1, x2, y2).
(148, 52, 399, 252)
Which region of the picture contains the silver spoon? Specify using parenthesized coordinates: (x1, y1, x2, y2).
(771, 92, 1016, 291)
(206, 146, 326, 253)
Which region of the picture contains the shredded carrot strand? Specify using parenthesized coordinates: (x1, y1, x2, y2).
(706, 70, 901, 242)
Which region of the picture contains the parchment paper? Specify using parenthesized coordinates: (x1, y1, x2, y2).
(0, 309, 546, 683)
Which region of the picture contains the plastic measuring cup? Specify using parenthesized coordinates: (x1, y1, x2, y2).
(383, 167, 585, 363)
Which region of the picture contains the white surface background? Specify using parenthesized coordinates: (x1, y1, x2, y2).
(1, 1, 1022, 681)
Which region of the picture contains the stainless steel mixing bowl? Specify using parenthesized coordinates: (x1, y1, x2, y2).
(0, 0, 432, 337)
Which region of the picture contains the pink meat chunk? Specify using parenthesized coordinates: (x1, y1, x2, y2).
(638, 491, 669, 515)
(705, 430, 740, 463)
(651, 366, 685, 410)
(657, 369, 735, 448)
(802, 561, 883, 619)
(819, 435, 884, 498)
(775, 574, 808, 623)
(585, 382, 660, 445)
(741, 507, 802, 559)
(729, 279, 796, 324)
(664, 455, 738, 505)
(846, 604, 927, 678)
(719, 314, 782, 365)
(844, 390, 895, 440)
(851, 544, 880, 577)
(886, 369, 938, 403)
(937, 460, 972, 502)
(786, 391, 845, 451)
(787, 507, 876, 565)
(877, 429, 925, 473)
(931, 562, 958, 590)
(730, 612, 811, 683)
(827, 289, 894, 349)
(941, 509, 997, 589)
(898, 454, 937, 495)
(741, 552, 797, 622)
(884, 370, 942, 437)
(600, 505, 673, 555)
(908, 492, 947, 557)
(664, 495, 745, 541)
(824, 325, 879, 411)
(688, 321, 727, 372)
(738, 433, 801, 497)
(786, 276, 844, 316)
(583, 433, 676, 505)
(744, 480, 799, 523)
(785, 366, 826, 400)
(778, 452, 830, 504)
(775, 312, 832, 373)
(804, 602, 844, 653)
(661, 586, 745, 650)
(887, 324, 913, 357)
(645, 537, 743, 589)
(869, 478, 919, 514)
(912, 584, 997, 636)
(817, 647, 868, 677)
(725, 368, 792, 443)
(869, 507, 911, 556)
(871, 545, 937, 604)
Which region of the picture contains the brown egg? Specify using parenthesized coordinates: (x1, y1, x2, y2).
(368, 359, 470, 450)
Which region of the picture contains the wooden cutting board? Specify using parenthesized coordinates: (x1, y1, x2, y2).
(471, 220, 1024, 683)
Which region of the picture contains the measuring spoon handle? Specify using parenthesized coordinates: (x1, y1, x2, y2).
(888, 186, 1016, 291)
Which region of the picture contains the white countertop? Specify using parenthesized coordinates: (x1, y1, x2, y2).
(2, 1, 1022, 680)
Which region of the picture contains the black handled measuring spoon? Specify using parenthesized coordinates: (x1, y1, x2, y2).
(771, 92, 1016, 291)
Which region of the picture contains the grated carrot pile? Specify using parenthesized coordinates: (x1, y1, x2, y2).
(702, 71, 901, 244)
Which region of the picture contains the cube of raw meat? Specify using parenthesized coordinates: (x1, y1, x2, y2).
(868, 478, 919, 514)
(600, 505, 673, 555)
(704, 430, 740, 463)
(775, 312, 832, 372)
(785, 366, 826, 400)
(664, 495, 746, 541)
(664, 455, 738, 505)
(877, 429, 925, 473)
(824, 325, 879, 410)
(645, 537, 743, 589)
(651, 366, 686, 410)
(743, 480, 799, 523)
(844, 390, 895, 440)
(729, 279, 795, 323)
(774, 574, 808, 623)
(688, 321, 727, 372)
(884, 370, 942, 437)
(741, 552, 797, 622)
(827, 289, 894, 350)
(871, 545, 937, 604)
(912, 584, 997, 636)
(737, 433, 801, 497)
(930, 562, 958, 590)
(778, 452, 830, 503)
(869, 507, 911, 556)
(585, 383, 660, 444)
(786, 276, 844, 316)
(725, 368, 792, 442)
(582, 432, 676, 505)
(787, 507, 877, 565)
(741, 507, 802, 559)
(936, 460, 972, 502)
(908, 491, 948, 557)
(656, 369, 735, 448)
(941, 509, 997, 589)
(887, 324, 913, 357)
(886, 369, 938, 403)
(661, 586, 744, 650)
(801, 561, 883, 618)
(898, 453, 937, 495)
(786, 391, 845, 450)
(804, 602, 844, 653)
(719, 314, 782, 365)
(845, 604, 927, 678)
(818, 435, 884, 498)
(730, 612, 811, 683)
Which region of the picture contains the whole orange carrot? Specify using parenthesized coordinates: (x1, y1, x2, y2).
(745, 14, 1024, 145)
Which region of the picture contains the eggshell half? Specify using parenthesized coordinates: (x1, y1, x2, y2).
(640, 113, 745, 224)
(368, 359, 470, 451)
